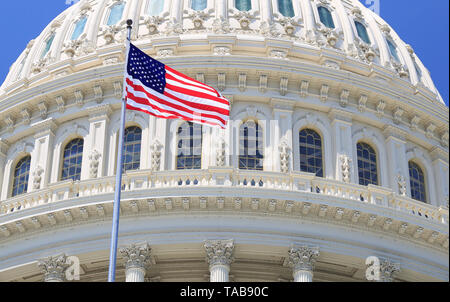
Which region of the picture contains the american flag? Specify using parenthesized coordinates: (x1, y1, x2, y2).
(125, 43, 230, 129)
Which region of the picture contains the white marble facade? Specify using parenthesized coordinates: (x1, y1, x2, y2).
(0, 0, 448, 282)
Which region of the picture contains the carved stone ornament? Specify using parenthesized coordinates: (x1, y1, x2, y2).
(212, 17, 231, 34)
(379, 259, 401, 282)
(33, 165, 44, 190)
(89, 150, 101, 178)
(120, 243, 152, 271)
(38, 254, 70, 282)
(279, 140, 290, 173)
(150, 140, 163, 172)
(100, 25, 122, 45)
(397, 174, 407, 196)
(204, 240, 235, 267)
(164, 18, 184, 35)
(340, 154, 352, 183)
(216, 138, 226, 167)
(286, 246, 320, 272)
(144, 16, 163, 35)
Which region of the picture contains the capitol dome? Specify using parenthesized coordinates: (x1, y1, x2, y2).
(0, 0, 448, 282)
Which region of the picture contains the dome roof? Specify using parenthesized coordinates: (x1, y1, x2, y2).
(0, 0, 445, 104)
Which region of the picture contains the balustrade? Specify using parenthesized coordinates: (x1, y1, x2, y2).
(0, 168, 447, 226)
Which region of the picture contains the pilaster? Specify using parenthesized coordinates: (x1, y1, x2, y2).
(383, 126, 410, 196)
(87, 104, 112, 179)
(430, 147, 449, 207)
(29, 119, 57, 192)
(329, 109, 354, 183)
(0, 139, 9, 200)
(271, 98, 294, 173)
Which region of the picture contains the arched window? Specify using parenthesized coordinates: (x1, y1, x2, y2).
(61, 138, 84, 181)
(107, 2, 125, 26)
(356, 142, 378, 186)
(71, 16, 87, 40)
(409, 161, 427, 203)
(191, 0, 207, 11)
(318, 6, 335, 29)
(12, 156, 31, 197)
(386, 39, 400, 62)
(147, 0, 164, 16)
(278, 0, 294, 17)
(176, 122, 202, 170)
(299, 129, 323, 177)
(236, 0, 252, 11)
(239, 120, 263, 170)
(41, 33, 55, 59)
(355, 21, 370, 44)
(122, 126, 142, 172)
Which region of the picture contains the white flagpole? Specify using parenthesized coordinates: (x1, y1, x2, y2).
(107, 19, 133, 282)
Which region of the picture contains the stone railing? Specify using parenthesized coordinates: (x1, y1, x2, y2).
(0, 168, 448, 225)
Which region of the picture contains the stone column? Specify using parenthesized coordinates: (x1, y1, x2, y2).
(271, 99, 294, 173)
(87, 104, 111, 179)
(29, 119, 56, 192)
(379, 258, 401, 282)
(286, 246, 320, 282)
(383, 126, 410, 195)
(329, 109, 354, 183)
(430, 147, 449, 207)
(38, 254, 70, 282)
(119, 243, 152, 282)
(204, 239, 235, 282)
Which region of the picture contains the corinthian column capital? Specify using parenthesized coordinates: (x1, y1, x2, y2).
(204, 239, 235, 267)
(37, 254, 70, 282)
(379, 258, 401, 282)
(120, 243, 152, 270)
(287, 245, 320, 272)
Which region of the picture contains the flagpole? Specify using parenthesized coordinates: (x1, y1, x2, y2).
(107, 19, 133, 282)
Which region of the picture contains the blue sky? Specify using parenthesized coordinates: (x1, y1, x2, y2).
(0, 0, 448, 105)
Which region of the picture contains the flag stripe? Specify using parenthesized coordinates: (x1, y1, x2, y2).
(126, 77, 229, 120)
(165, 66, 219, 95)
(126, 78, 228, 125)
(126, 96, 226, 128)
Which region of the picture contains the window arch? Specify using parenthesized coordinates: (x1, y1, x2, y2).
(409, 161, 427, 203)
(41, 33, 55, 59)
(176, 122, 202, 170)
(239, 120, 264, 170)
(318, 6, 335, 29)
(71, 16, 87, 40)
(12, 156, 31, 197)
(299, 129, 323, 177)
(354, 21, 370, 44)
(356, 142, 378, 186)
(61, 138, 84, 181)
(386, 39, 400, 62)
(191, 0, 207, 11)
(236, 0, 252, 11)
(122, 126, 142, 172)
(278, 0, 294, 17)
(147, 0, 164, 16)
(107, 2, 125, 26)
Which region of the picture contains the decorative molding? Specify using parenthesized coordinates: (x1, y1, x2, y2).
(204, 239, 235, 268)
(286, 246, 320, 272)
(37, 254, 70, 282)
